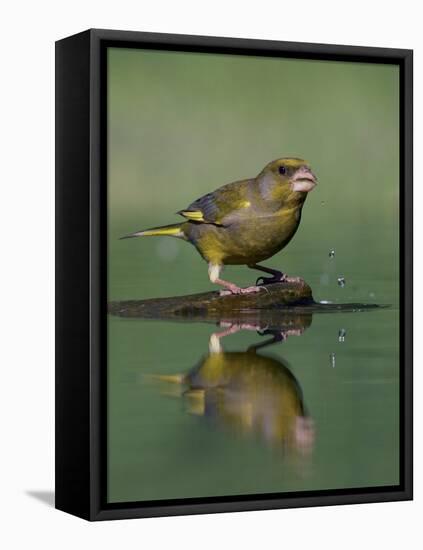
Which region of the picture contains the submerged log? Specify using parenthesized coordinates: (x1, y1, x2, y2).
(108, 280, 385, 328)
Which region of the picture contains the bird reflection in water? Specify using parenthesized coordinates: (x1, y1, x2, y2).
(150, 317, 315, 455)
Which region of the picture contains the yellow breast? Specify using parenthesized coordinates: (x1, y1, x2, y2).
(189, 206, 301, 265)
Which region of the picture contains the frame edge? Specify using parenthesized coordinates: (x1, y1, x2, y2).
(55, 29, 92, 521)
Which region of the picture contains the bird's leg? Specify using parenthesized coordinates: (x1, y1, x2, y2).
(209, 321, 267, 353)
(249, 264, 284, 285)
(247, 326, 305, 352)
(208, 263, 264, 296)
(247, 330, 286, 352)
(209, 324, 242, 354)
(248, 264, 304, 286)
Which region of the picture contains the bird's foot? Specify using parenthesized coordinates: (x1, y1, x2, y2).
(219, 285, 267, 296)
(275, 328, 305, 341)
(256, 273, 305, 286)
(240, 285, 267, 295)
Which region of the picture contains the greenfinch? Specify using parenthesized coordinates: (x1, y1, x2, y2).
(149, 322, 314, 451)
(122, 158, 317, 294)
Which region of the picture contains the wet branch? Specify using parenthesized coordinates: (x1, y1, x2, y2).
(108, 281, 384, 329)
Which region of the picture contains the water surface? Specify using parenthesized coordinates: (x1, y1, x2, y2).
(107, 305, 399, 502)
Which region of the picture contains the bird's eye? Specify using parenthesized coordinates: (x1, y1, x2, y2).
(278, 166, 286, 175)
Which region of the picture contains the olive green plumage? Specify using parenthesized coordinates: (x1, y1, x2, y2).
(153, 350, 307, 446)
(122, 158, 317, 293)
(148, 324, 314, 450)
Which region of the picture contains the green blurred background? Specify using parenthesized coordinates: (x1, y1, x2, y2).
(107, 47, 400, 503)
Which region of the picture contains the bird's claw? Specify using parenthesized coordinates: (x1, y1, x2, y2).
(256, 274, 285, 286)
(256, 274, 304, 286)
(256, 324, 270, 336)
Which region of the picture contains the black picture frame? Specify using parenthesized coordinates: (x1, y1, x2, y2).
(55, 28, 413, 521)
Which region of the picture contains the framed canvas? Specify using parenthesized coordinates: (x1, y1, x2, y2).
(55, 29, 413, 521)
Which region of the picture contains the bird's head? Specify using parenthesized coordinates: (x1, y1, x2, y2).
(265, 158, 318, 194)
(257, 158, 317, 206)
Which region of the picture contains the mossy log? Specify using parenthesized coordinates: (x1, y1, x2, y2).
(108, 280, 385, 329)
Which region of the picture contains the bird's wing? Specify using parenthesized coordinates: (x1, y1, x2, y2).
(178, 179, 253, 226)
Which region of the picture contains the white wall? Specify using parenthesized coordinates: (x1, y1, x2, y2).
(0, 1, 420, 548)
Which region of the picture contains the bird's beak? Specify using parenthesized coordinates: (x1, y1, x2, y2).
(290, 167, 318, 193)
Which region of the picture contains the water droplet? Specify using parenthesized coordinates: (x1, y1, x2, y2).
(337, 277, 346, 288)
(338, 328, 346, 343)
(369, 292, 375, 299)
(321, 201, 325, 206)
(329, 249, 335, 258)
(330, 353, 336, 368)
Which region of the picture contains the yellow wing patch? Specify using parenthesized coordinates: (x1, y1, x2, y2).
(179, 210, 205, 222)
(178, 209, 224, 225)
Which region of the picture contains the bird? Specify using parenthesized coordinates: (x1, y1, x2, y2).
(148, 321, 315, 451)
(121, 157, 317, 295)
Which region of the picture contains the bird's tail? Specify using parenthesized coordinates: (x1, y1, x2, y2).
(120, 223, 186, 240)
